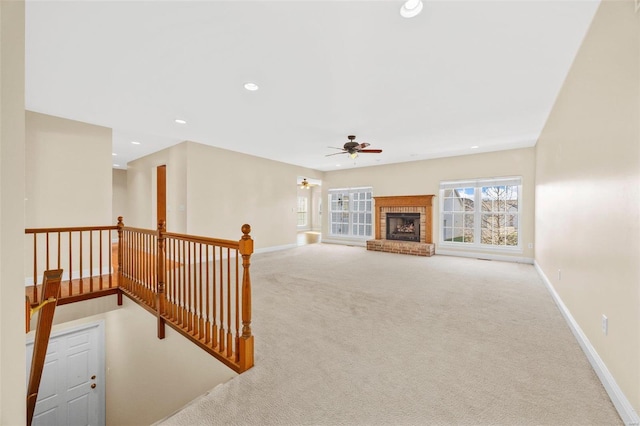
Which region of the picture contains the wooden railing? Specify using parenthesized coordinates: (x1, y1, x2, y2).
(118, 218, 254, 373)
(26, 269, 63, 426)
(24, 218, 255, 373)
(25, 225, 118, 305)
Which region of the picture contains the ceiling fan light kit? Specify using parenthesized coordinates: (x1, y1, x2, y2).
(326, 135, 383, 159)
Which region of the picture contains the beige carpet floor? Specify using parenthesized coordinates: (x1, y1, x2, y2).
(159, 244, 622, 426)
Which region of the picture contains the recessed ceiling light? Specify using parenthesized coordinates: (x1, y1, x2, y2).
(471, 145, 479, 149)
(131, 141, 141, 145)
(113, 164, 120, 167)
(335, 164, 341, 167)
(112, 153, 117, 156)
(175, 119, 187, 124)
(400, 0, 423, 18)
(243, 82, 259, 91)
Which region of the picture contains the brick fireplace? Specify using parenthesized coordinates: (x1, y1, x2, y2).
(366, 195, 436, 256)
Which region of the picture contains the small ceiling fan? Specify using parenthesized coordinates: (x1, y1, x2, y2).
(326, 135, 383, 159)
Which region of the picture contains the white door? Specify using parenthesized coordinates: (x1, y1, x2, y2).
(26, 322, 106, 426)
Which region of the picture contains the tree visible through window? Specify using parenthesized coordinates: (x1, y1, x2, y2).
(441, 178, 521, 248)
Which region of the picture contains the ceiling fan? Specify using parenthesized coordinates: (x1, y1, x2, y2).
(326, 135, 383, 159)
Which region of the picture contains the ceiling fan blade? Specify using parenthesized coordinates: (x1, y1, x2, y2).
(359, 149, 383, 153)
(328, 146, 345, 150)
(358, 142, 370, 149)
(325, 152, 347, 157)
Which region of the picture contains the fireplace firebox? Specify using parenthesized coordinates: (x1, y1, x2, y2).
(386, 213, 420, 242)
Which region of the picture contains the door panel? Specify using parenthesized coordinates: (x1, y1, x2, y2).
(27, 322, 105, 426)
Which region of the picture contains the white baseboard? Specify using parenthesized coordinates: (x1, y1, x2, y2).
(437, 248, 533, 264)
(25, 266, 113, 287)
(321, 238, 366, 247)
(254, 243, 297, 254)
(534, 261, 639, 426)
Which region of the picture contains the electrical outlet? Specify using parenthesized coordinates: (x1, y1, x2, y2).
(528, 243, 533, 249)
(602, 315, 608, 335)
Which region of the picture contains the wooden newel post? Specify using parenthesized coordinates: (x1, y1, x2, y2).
(117, 216, 124, 306)
(238, 224, 254, 371)
(156, 220, 166, 339)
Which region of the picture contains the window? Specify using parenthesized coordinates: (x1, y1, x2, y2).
(440, 177, 521, 249)
(328, 187, 373, 238)
(297, 196, 308, 227)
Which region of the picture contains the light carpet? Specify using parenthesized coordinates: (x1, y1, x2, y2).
(159, 244, 621, 426)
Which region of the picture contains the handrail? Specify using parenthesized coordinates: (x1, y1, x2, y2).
(26, 269, 63, 426)
(117, 218, 254, 372)
(24, 218, 255, 374)
(25, 225, 117, 233)
(164, 231, 240, 249)
(25, 224, 118, 304)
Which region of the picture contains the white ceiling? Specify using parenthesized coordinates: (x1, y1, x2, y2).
(25, 0, 600, 172)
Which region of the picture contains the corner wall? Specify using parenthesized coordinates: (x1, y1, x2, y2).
(0, 1, 26, 423)
(535, 0, 640, 415)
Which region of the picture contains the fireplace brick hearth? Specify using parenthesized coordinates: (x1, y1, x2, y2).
(367, 195, 435, 257)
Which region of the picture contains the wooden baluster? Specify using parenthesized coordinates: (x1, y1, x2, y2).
(205, 244, 211, 345)
(89, 230, 94, 292)
(117, 217, 123, 304)
(174, 238, 179, 322)
(227, 248, 233, 358)
(156, 221, 166, 339)
(57, 231, 61, 270)
(79, 231, 83, 294)
(151, 233, 154, 304)
(170, 238, 176, 321)
(32, 233, 38, 304)
(46, 232, 50, 271)
(99, 230, 103, 290)
(219, 246, 225, 353)
(193, 243, 199, 337)
(138, 232, 143, 297)
(186, 241, 192, 332)
(181, 240, 187, 328)
(198, 243, 204, 340)
(146, 234, 149, 302)
(212, 244, 218, 348)
(238, 224, 254, 370)
(68, 232, 72, 296)
(235, 249, 240, 358)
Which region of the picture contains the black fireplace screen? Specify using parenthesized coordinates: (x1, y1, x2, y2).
(386, 213, 420, 242)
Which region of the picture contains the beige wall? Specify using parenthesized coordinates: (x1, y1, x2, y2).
(112, 169, 128, 229)
(535, 0, 640, 412)
(0, 1, 26, 423)
(128, 141, 323, 249)
(25, 111, 112, 227)
(24, 112, 114, 281)
(27, 298, 236, 425)
(323, 148, 536, 261)
(126, 142, 188, 232)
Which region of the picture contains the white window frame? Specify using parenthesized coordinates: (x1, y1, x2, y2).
(439, 177, 522, 252)
(327, 187, 373, 239)
(297, 196, 308, 228)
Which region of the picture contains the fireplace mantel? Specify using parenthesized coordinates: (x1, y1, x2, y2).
(373, 195, 435, 243)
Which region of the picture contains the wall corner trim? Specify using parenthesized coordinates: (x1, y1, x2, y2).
(534, 261, 640, 426)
